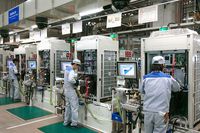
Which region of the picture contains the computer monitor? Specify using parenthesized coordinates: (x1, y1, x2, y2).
(27, 60, 37, 69)
(117, 62, 137, 79)
(60, 61, 72, 72)
(7, 60, 13, 68)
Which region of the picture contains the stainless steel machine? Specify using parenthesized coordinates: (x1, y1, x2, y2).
(141, 28, 200, 129)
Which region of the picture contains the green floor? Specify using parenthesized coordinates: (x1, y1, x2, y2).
(39, 122, 97, 133)
(7, 106, 52, 120)
(0, 97, 20, 106)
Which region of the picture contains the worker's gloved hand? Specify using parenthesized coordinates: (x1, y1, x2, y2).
(74, 80, 79, 86)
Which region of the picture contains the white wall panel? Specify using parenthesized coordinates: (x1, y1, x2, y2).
(37, 0, 52, 14)
(153, 4, 176, 27)
(24, 0, 36, 18)
(53, 0, 72, 7)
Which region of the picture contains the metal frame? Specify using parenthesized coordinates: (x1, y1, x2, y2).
(36, 37, 70, 112)
(37, 38, 70, 87)
(75, 35, 119, 102)
(0, 49, 13, 94)
(14, 44, 37, 73)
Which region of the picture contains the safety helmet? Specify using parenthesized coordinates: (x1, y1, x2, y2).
(73, 59, 81, 65)
(152, 56, 165, 65)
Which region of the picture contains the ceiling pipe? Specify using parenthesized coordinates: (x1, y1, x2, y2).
(9, 0, 180, 35)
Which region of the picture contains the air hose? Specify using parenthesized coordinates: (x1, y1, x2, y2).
(116, 95, 123, 123)
(172, 55, 176, 77)
(76, 88, 111, 122)
(76, 89, 98, 120)
(18, 79, 25, 96)
(50, 86, 53, 105)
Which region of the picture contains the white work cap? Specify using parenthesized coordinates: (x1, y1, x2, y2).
(73, 59, 81, 65)
(152, 56, 165, 64)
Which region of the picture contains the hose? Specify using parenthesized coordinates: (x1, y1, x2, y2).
(50, 86, 53, 105)
(85, 78, 89, 97)
(171, 55, 176, 77)
(18, 79, 25, 96)
(169, 115, 189, 132)
(76, 89, 98, 120)
(116, 95, 123, 123)
(0, 80, 6, 94)
(76, 89, 111, 122)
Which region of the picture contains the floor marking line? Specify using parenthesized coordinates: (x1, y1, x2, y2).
(7, 115, 58, 130)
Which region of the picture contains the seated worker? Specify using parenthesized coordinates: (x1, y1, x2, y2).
(140, 56, 180, 133)
(8, 59, 20, 100)
(63, 59, 81, 128)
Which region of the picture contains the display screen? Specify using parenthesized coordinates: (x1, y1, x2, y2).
(61, 61, 72, 71)
(27, 60, 37, 69)
(7, 60, 13, 68)
(117, 62, 137, 79)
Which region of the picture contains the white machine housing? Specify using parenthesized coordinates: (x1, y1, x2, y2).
(74, 35, 118, 133)
(0, 49, 14, 94)
(0, 49, 14, 72)
(141, 28, 200, 128)
(14, 43, 37, 104)
(14, 44, 37, 72)
(37, 37, 70, 87)
(75, 35, 119, 102)
(36, 37, 70, 112)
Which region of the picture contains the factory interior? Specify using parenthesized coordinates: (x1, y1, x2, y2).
(1, 0, 200, 133)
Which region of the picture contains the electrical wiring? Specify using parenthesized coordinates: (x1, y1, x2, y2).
(168, 115, 189, 133)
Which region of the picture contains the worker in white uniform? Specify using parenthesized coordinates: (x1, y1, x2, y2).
(8, 59, 20, 100)
(140, 56, 180, 133)
(63, 59, 81, 128)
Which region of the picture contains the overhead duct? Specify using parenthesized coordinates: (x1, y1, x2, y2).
(36, 17, 48, 29)
(112, 0, 130, 10)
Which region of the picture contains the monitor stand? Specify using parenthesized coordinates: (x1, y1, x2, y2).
(117, 76, 126, 87)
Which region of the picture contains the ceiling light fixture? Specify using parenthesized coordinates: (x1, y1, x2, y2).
(31, 24, 38, 29)
(9, 31, 14, 35)
(26, 0, 32, 3)
(79, 7, 103, 17)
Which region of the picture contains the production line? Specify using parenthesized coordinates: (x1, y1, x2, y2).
(1, 1, 200, 132)
(0, 29, 198, 133)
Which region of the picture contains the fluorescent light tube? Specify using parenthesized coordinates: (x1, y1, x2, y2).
(9, 31, 14, 35)
(31, 25, 38, 29)
(79, 7, 103, 17)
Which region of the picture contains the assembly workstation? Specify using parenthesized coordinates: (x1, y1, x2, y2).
(0, 0, 200, 133)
